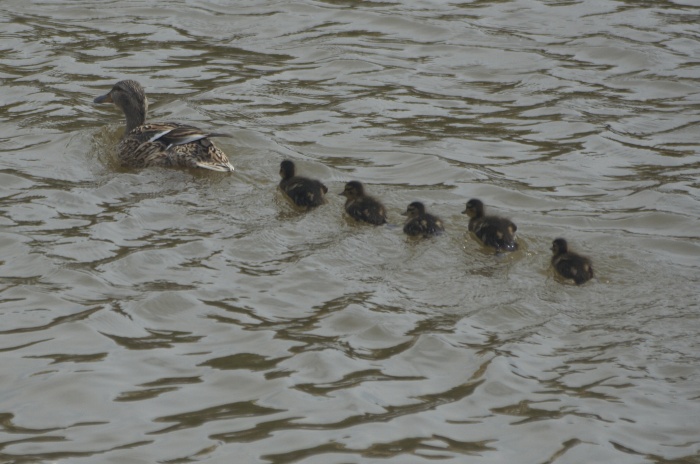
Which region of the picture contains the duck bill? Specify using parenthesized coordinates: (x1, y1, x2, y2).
(93, 92, 113, 104)
(339, 191, 347, 197)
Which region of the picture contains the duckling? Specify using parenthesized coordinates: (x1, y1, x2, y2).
(278, 160, 328, 207)
(94, 79, 234, 172)
(402, 202, 445, 237)
(339, 181, 387, 225)
(462, 198, 518, 251)
(551, 238, 594, 285)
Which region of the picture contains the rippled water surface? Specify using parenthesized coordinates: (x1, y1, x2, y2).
(1, 0, 699, 462)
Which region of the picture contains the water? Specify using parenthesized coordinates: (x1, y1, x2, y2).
(1, 0, 699, 463)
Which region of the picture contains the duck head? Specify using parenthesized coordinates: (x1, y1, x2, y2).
(551, 238, 569, 255)
(339, 181, 365, 200)
(462, 198, 484, 219)
(94, 80, 147, 133)
(402, 201, 426, 218)
(279, 160, 296, 180)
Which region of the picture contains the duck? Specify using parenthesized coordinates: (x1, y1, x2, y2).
(462, 198, 518, 251)
(339, 181, 387, 225)
(278, 160, 328, 207)
(402, 201, 445, 237)
(551, 238, 594, 285)
(93, 79, 234, 172)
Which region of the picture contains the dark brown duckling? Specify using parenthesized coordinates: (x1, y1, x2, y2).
(339, 181, 387, 225)
(462, 198, 518, 252)
(402, 202, 445, 237)
(551, 238, 594, 285)
(94, 80, 234, 171)
(278, 160, 328, 208)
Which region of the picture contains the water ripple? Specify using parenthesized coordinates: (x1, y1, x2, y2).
(1, 0, 699, 462)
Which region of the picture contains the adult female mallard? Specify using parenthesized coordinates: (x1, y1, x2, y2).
(402, 201, 444, 237)
(279, 160, 328, 207)
(462, 198, 518, 251)
(94, 79, 234, 172)
(339, 181, 387, 225)
(551, 238, 594, 285)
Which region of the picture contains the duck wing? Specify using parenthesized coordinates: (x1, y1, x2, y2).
(120, 123, 234, 172)
(134, 123, 230, 148)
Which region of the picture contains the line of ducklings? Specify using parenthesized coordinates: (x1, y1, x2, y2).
(280, 160, 594, 286)
(93, 79, 594, 286)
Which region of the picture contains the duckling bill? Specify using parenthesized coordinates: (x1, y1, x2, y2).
(339, 181, 387, 225)
(551, 238, 594, 285)
(94, 79, 234, 172)
(402, 202, 444, 237)
(278, 160, 327, 208)
(462, 198, 517, 252)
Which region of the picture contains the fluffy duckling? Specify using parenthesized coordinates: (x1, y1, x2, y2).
(94, 79, 234, 172)
(278, 160, 328, 207)
(339, 181, 387, 225)
(402, 202, 445, 237)
(551, 238, 594, 285)
(462, 198, 518, 251)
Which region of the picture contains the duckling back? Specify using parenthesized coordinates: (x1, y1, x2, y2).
(345, 197, 387, 225)
(552, 253, 594, 285)
(402, 202, 444, 237)
(551, 239, 594, 285)
(404, 216, 444, 237)
(280, 177, 328, 207)
(469, 217, 518, 251)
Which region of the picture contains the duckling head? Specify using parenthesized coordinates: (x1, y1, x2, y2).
(552, 238, 569, 255)
(94, 80, 147, 132)
(462, 198, 484, 219)
(280, 160, 296, 180)
(339, 181, 365, 199)
(402, 201, 426, 218)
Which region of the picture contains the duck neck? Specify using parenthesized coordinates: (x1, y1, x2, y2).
(119, 93, 147, 135)
(123, 107, 146, 134)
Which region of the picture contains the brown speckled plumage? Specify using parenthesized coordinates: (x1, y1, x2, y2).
(94, 80, 234, 172)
